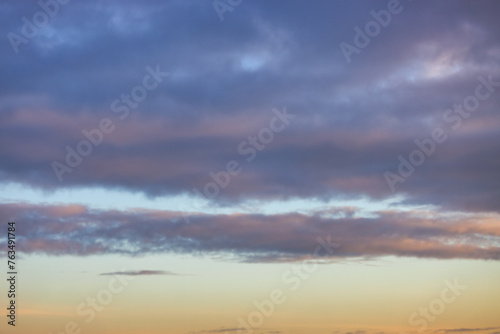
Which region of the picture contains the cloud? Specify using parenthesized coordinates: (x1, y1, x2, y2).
(435, 327, 500, 333)
(0, 0, 500, 215)
(1, 202, 499, 262)
(192, 329, 280, 334)
(192, 328, 242, 334)
(100, 270, 179, 276)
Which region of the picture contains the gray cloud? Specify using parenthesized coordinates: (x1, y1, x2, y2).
(100, 270, 180, 276)
(1, 203, 499, 262)
(1, 0, 500, 215)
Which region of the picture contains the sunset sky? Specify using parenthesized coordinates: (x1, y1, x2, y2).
(1, 1, 500, 334)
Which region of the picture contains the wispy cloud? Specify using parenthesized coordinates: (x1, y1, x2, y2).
(192, 328, 242, 334)
(435, 327, 500, 333)
(100, 270, 180, 276)
(192, 329, 280, 334)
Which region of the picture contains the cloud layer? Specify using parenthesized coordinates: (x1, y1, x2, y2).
(1, 203, 499, 262)
(1, 0, 500, 214)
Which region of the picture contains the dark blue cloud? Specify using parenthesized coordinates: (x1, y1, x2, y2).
(1, 0, 500, 213)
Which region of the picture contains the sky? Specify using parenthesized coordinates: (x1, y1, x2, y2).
(0, 0, 499, 333)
